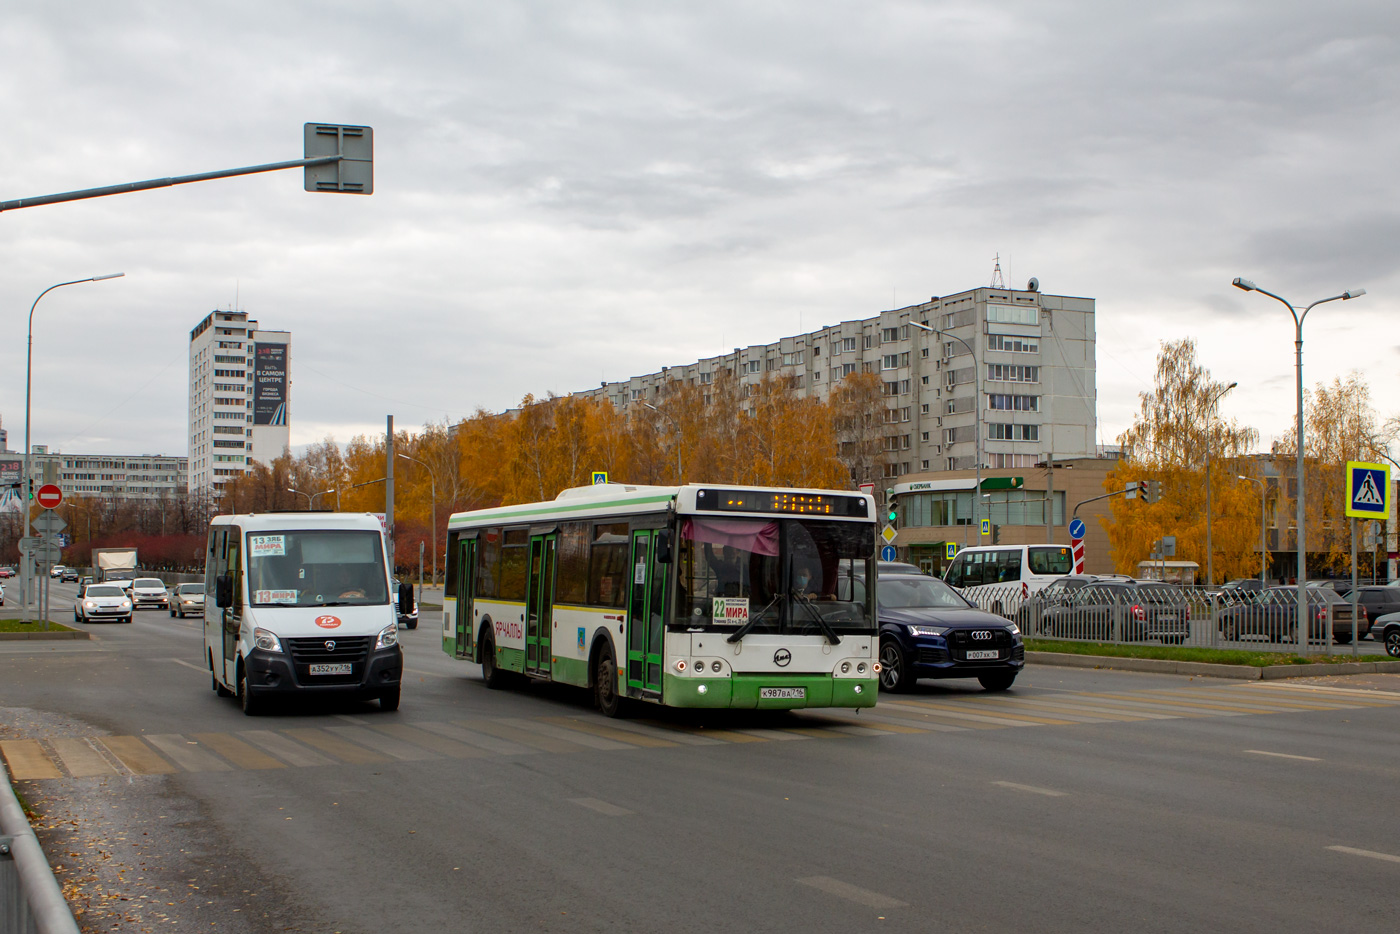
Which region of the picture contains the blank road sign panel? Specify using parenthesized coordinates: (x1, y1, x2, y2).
(304, 123, 373, 194)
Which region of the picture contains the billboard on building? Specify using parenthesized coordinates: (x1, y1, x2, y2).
(0, 457, 22, 514)
(253, 343, 289, 426)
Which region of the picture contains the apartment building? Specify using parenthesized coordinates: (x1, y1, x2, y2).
(188, 310, 291, 495)
(581, 284, 1097, 481)
(23, 447, 188, 501)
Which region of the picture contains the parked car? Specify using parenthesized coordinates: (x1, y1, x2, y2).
(1039, 580, 1192, 643)
(393, 578, 418, 629)
(1217, 586, 1366, 645)
(1213, 578, 1265, 605)
(1340, 585, 1400, 634)
(169, 582, 205, 618)
(863, 571, 1024, 693)
(1015, 574, 1127, 631)
(0, 566, 14, 578)
(877, 561, 926, 576)
(74, 583, 132, 624)
(1370, 612, 1400, 657)
(0, 583, 5, 606)
(78, 575, 94, 591)
(61, 567, 79, 583)
(129, 577, 170, 610)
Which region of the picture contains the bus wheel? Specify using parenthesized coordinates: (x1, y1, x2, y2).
(481, 634, 509, 689)
(594, 644, 624, 718)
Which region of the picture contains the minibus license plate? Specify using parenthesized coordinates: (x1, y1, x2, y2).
(760, 687, 805, 699)
(965, 649, 1000, 660)
(309, 663, 353, 675)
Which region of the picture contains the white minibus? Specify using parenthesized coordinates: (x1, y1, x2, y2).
(204, 512, 403, 714)
(942, 543, 1075, 615)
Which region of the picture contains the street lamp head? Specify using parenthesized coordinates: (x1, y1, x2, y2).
(91, 273, 124, 282)
(1226, 381, 1238, 391)
(642, 402, 659, 412)
(1343, 288, 1366, 300)
(1237, 475, 1248, 481)
(1231, 277, 1257, 292)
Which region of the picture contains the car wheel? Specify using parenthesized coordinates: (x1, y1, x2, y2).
(978, 672, 1017, 692)
(1384, 629, 1400, 658)
(1335, 633, 1353, 646)
(238, 665, 261, 715)
(593, 643, 624, 718)
(74, 609, 80, 622)
(379, 686, 401, 712)
(481, 633, 509, 689)
(878, 638, 909, 693)
(405, 619, 417, 630)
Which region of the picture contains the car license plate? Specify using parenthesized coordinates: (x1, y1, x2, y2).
(309, 663, 352, 675)
(760, 687, 805, 699)
(965, 649, 1000, 660)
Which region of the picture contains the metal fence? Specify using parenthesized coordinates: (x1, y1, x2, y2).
(957, 583, 1371, 654)
(1, 772, 80, 934)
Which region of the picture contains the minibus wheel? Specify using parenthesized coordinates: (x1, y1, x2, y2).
(238, 665, 262, 715)
(379, 686, 400, 711)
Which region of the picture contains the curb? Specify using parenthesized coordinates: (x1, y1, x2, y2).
(0, 628, 90, 641)
(1027, 651, 1400, 680)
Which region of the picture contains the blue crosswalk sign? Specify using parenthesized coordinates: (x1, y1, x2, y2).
(1346, 461, 1389, 520)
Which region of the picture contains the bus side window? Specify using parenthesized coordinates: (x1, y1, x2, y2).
(946, 554, 966, 587)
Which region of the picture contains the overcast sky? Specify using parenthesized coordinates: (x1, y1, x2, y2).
(3, 1, 1396, 463)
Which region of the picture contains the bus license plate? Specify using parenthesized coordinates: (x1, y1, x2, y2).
(760, 687, 805, 700)
(965, 650, 1000, 660)
(309, 663, 353, 675)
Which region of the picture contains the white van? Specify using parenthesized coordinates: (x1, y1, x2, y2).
(942, 543, 1075, 615)
(204, 512, 403, 714)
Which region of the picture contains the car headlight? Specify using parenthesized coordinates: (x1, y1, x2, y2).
(1005, 623, 1021, 637)
(121, 600, 131, 608)
(907, 624, 950, 637)
(253, 628, 283, 653)
(84, 601, 95, 608)
(376, 623, 398, 650)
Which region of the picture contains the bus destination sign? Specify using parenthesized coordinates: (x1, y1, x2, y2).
(695, 489, 869, 517)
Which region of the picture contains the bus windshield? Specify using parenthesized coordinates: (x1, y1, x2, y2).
(245, 530, 389, 607)
(675, 517, 875, 635)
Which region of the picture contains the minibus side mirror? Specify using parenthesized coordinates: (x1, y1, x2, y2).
(215, 573, 233, 609)
(655, 529, 672, 564)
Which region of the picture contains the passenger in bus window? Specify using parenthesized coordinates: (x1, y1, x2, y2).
(704, 543, 743, 597)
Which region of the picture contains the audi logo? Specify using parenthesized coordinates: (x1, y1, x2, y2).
(773, 648, 792, 667)
(325, 640, 337, 651)
(970, 630, 993, 641)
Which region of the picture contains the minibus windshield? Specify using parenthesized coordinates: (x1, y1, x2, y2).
(246, 530, 389, 607)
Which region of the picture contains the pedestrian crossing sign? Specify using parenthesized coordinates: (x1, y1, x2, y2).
(1346, 461, 1390, 520)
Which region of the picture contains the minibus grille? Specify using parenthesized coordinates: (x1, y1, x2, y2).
(286, 636, 371, 684)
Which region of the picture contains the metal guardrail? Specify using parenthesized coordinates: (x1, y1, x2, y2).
(0, 771, 79, 934)
(958, 583, 1372, 654)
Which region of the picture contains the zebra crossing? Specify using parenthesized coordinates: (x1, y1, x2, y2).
(3, 682, 1397, 781)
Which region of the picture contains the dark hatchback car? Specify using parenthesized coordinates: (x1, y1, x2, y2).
(1342, 585, 1400, 631)
(865, 572, 1024, 693)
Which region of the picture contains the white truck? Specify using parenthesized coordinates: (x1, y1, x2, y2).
(93, 547, 139, 583)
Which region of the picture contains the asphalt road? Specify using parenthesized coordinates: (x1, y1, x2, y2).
(3, 605, 1400, 933)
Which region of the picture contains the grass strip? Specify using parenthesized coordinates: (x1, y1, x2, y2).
(0, 618, 79, 633)
(1024, 639, 1345, 667)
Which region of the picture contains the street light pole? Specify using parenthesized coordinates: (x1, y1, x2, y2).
(287, 487, 312, 508)
(397, 453, 438, 587)
(1232, 278, 1365, 651)
(911, 321, 980, 541)
(1238, 475, 1267, 585)
(23, 273, 123, 622)
(642, 402, 682, 483)
(1204, 381, 1238, 587)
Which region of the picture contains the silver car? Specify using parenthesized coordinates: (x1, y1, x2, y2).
(170, 582, 205, 619)
(130, 577, 170, 610)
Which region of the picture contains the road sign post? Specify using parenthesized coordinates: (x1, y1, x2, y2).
(36, 483, 62, 510)
(1069, 517, 1087, 574)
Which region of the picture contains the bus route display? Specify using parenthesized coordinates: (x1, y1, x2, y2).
(694, 488, 869, 517)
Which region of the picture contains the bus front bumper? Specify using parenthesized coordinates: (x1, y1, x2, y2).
(663, 672, 878, 709)
(244, 645, 403, 701)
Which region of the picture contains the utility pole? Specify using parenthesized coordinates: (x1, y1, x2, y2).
(385, 415, 395, 580)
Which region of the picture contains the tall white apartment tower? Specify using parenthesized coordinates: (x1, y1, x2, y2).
(188, 310, 291, 496)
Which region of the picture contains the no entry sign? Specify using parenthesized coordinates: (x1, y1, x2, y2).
(36, 483, 63, 509)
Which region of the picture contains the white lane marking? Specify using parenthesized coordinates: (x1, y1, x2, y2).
(992, 780, 1068, 797)
(796, 876, 907, 909)
(1327, 845, 1400, 864)
(569, 797, 632, 817)
(167, 657, 205, 673)
(1256, 684, 1400, 699)
(1245, 749, 1321, 762)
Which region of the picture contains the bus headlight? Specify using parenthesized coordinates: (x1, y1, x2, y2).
(253, 628, 283, 653)
(376, 624, 398, 650)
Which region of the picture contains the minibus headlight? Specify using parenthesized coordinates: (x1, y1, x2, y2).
(376, 624, 398, 650)
(253, 628, 283, 653)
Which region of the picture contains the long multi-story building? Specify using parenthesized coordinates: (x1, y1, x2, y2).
(23, 448, 187, 501)
(187, 310, 291, 495)
(582, 284, 1097, 481)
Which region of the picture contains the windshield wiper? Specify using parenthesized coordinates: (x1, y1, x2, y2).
(792, 590, 841, 645)
(726, 592, 783, 644)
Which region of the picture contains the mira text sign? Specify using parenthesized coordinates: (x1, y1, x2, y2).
(253, 343, 288, 426)
(1346, 461, 1390, 520)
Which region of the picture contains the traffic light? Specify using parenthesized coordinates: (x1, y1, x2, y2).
(1145, 480, 1161, 503)
(992, 524, 1001, 544)
(886, 489, 897, 528)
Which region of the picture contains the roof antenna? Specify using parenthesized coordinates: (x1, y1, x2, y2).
(990, 254, 1005, 290)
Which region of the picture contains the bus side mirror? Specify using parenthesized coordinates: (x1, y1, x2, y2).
(216, 573, 233, 608)
(655, 529, 672, 564)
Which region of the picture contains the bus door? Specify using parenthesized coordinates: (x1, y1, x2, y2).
(524, 533, 556, 677)
(454, 538, 476, 658)
(221, 528, 243, 685)
(627, 530, 665, 695)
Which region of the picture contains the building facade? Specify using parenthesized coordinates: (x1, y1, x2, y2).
(580, 285, 1097, 482)
(24, 448, 188, 502)
(187, 310, 291, 495)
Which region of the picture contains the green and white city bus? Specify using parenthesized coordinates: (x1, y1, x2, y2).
(441, 483, 879, 715)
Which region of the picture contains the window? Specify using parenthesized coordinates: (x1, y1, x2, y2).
(782, 351, 804, 366)
(987, 394, 1040, 412)
(988, 334, 1038, 353)
(986, 303, 1039, 326)
(589, 523, 630, 607)
(498, 528, 529, 601)
(900, 352, 910, 367)
(864, 336, 873, 349)
(842, 337, 857, 353)
(881, 327, 900, 343)
(986, 453, 1038, 468)
(747, 360, 762, 373)
(884, 381, 900, 396)
(900, 379, 911, 395)
(840, 363, 857, 377)
(700, 372, 713, 385)
(988, 423, 1039, 441)
(882, 354, 900, 370)
(987, 364, 1039, 383)
(555, 522, 589, 604)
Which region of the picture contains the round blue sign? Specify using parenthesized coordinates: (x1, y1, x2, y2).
(1069, 518, 1086, 539)
(881, 544, 897, 562)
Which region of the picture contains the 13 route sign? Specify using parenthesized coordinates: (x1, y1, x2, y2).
(36, 483, 63, 510)
(1346, 461, 1390, 520)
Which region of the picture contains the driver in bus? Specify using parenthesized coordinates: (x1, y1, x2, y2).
(703, 543, 744, 597)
